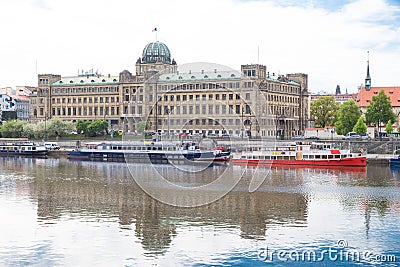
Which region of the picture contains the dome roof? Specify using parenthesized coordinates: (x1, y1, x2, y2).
(142, 41, 171, 64)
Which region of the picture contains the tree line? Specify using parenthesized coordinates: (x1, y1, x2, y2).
(310, 90, 397, 135)
(0, 119, 109, 139)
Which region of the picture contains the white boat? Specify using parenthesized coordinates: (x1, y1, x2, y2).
(0, 138, 48, 157)
(232, 142, 366, 168)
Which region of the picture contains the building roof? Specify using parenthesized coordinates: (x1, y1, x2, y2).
(12, 95, 29, 102)
(158, 70, 241, 83)
(142, 41, 172, 64)
(355, 86, 400, 107)
(51, 75, 119, 86)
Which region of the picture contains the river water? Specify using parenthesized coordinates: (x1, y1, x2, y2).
(0, 157, 399, 266)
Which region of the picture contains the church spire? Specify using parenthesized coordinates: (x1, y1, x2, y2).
(365, 51, 371, 91)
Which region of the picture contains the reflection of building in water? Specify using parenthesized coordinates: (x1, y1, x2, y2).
(28, 161, 309, 254)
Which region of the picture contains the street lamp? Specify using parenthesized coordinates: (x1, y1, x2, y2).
(241, 107, 244, 139)
(379, 102, 383, 141)
(44, 112, 47, 141)
(103, 110, 108, 140)
(249, 120, 252, 138)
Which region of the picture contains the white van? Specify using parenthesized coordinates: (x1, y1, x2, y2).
(44, 142, 60, 150)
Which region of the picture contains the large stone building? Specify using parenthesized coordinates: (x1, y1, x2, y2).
(30, 41, 310, 138)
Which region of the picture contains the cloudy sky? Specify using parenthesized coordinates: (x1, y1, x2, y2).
(0, 0, 399, 93)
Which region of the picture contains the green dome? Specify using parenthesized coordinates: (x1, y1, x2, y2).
(142, 41, 171, 64)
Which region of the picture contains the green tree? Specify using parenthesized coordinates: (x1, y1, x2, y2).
(386, 119, 394, 134)
(46, 118, 74, 137)
(76, 120, 91, 134)
(353, 117, 367, 134)
(0, 120, 26, 138)
(334, 100, 361, 135)
(136, 121, 148, 134)
(86, 120, 108, 137)
(310, 96, 339, 128)
(365, 90, 396, 127)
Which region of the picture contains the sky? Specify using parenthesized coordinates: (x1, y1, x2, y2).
(0, 0, 399, 93)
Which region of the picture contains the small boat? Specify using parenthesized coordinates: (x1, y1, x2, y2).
(232, 142, 366, 167)
(0, 138, 48, 157)
(389, 149, 400, 166)
(68, 141, 231, 164)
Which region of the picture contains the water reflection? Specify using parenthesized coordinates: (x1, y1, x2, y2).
(0, 157, 399, 266)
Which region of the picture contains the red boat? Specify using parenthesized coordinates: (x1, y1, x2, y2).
(232, 142, 366, 167)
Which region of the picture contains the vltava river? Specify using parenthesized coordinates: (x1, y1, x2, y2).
(0, 157, 399, 266)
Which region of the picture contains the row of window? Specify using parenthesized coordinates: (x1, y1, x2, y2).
(52, 86, 119, 94)
(158, 82, 241, 91)
(52, 106, 120, 117)
(157, 104, 251, 116)
(52, 96, 120, 104)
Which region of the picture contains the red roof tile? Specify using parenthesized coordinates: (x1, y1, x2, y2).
(356, 86, 400, 107)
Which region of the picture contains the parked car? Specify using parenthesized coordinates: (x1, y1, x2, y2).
(343, 132, 360, 140)
(292, 135, 305, 140)
(360, 133, 371, 140)
(44, 142, 60, 150)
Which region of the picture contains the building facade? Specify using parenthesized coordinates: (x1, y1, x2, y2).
(30, 41, 310, 138)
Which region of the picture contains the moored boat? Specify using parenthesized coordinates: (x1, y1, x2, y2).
(68, 141, 231, 164)
(232, 142, 366, 167)
(389, 149, 400, 166)
(0, 138, 48, 157)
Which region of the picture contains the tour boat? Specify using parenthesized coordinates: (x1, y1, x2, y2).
(389, 149, 400, 166)
(68, 141, 231, 163)
(0, 138, 48, 157)
(232, 142, 366, 167)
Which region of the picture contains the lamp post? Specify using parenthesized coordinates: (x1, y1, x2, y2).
(249, 120, 252, 138)
(241, 107, 244, 139)
(103, 111, 107, 140)
(379, 101, 382, 141)
(44, 112, 47, 141)
(166, 107, 171, 139)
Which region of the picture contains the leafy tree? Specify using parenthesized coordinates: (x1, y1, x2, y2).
(365, 90, 396, 126)
(23, 123, 35, 138)
(76, 120, 91, 134)
(46, 118, 74, 137)
(310, 96, 339, 128)
(0, 120, 26, 138)
(334, 100, 361, 135)
(86, 120, 108, 137)
(136, 121, 148, 134)
(353, 117, 367, 134)
(386, 119, 394, 134)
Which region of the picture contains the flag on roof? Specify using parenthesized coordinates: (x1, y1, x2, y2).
(152, 27, 157, 32)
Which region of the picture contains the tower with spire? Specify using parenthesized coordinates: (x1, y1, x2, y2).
(365, 51, 371, 91)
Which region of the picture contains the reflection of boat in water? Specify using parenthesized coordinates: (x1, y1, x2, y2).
(68, 141, 230, 164)
(0, 138, 47, 157)
(232, 142, 366, 168)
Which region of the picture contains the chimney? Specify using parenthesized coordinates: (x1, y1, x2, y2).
(189, 70, 191, 74)
(201, 70, 204, 74)
(214, 69, 217, 73)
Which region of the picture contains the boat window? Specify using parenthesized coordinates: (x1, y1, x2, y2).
(303, 155, 308, 159)
(315, 155, 321, 159)
(328, 155, 333, 159)
(334, 155, 340, 159)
